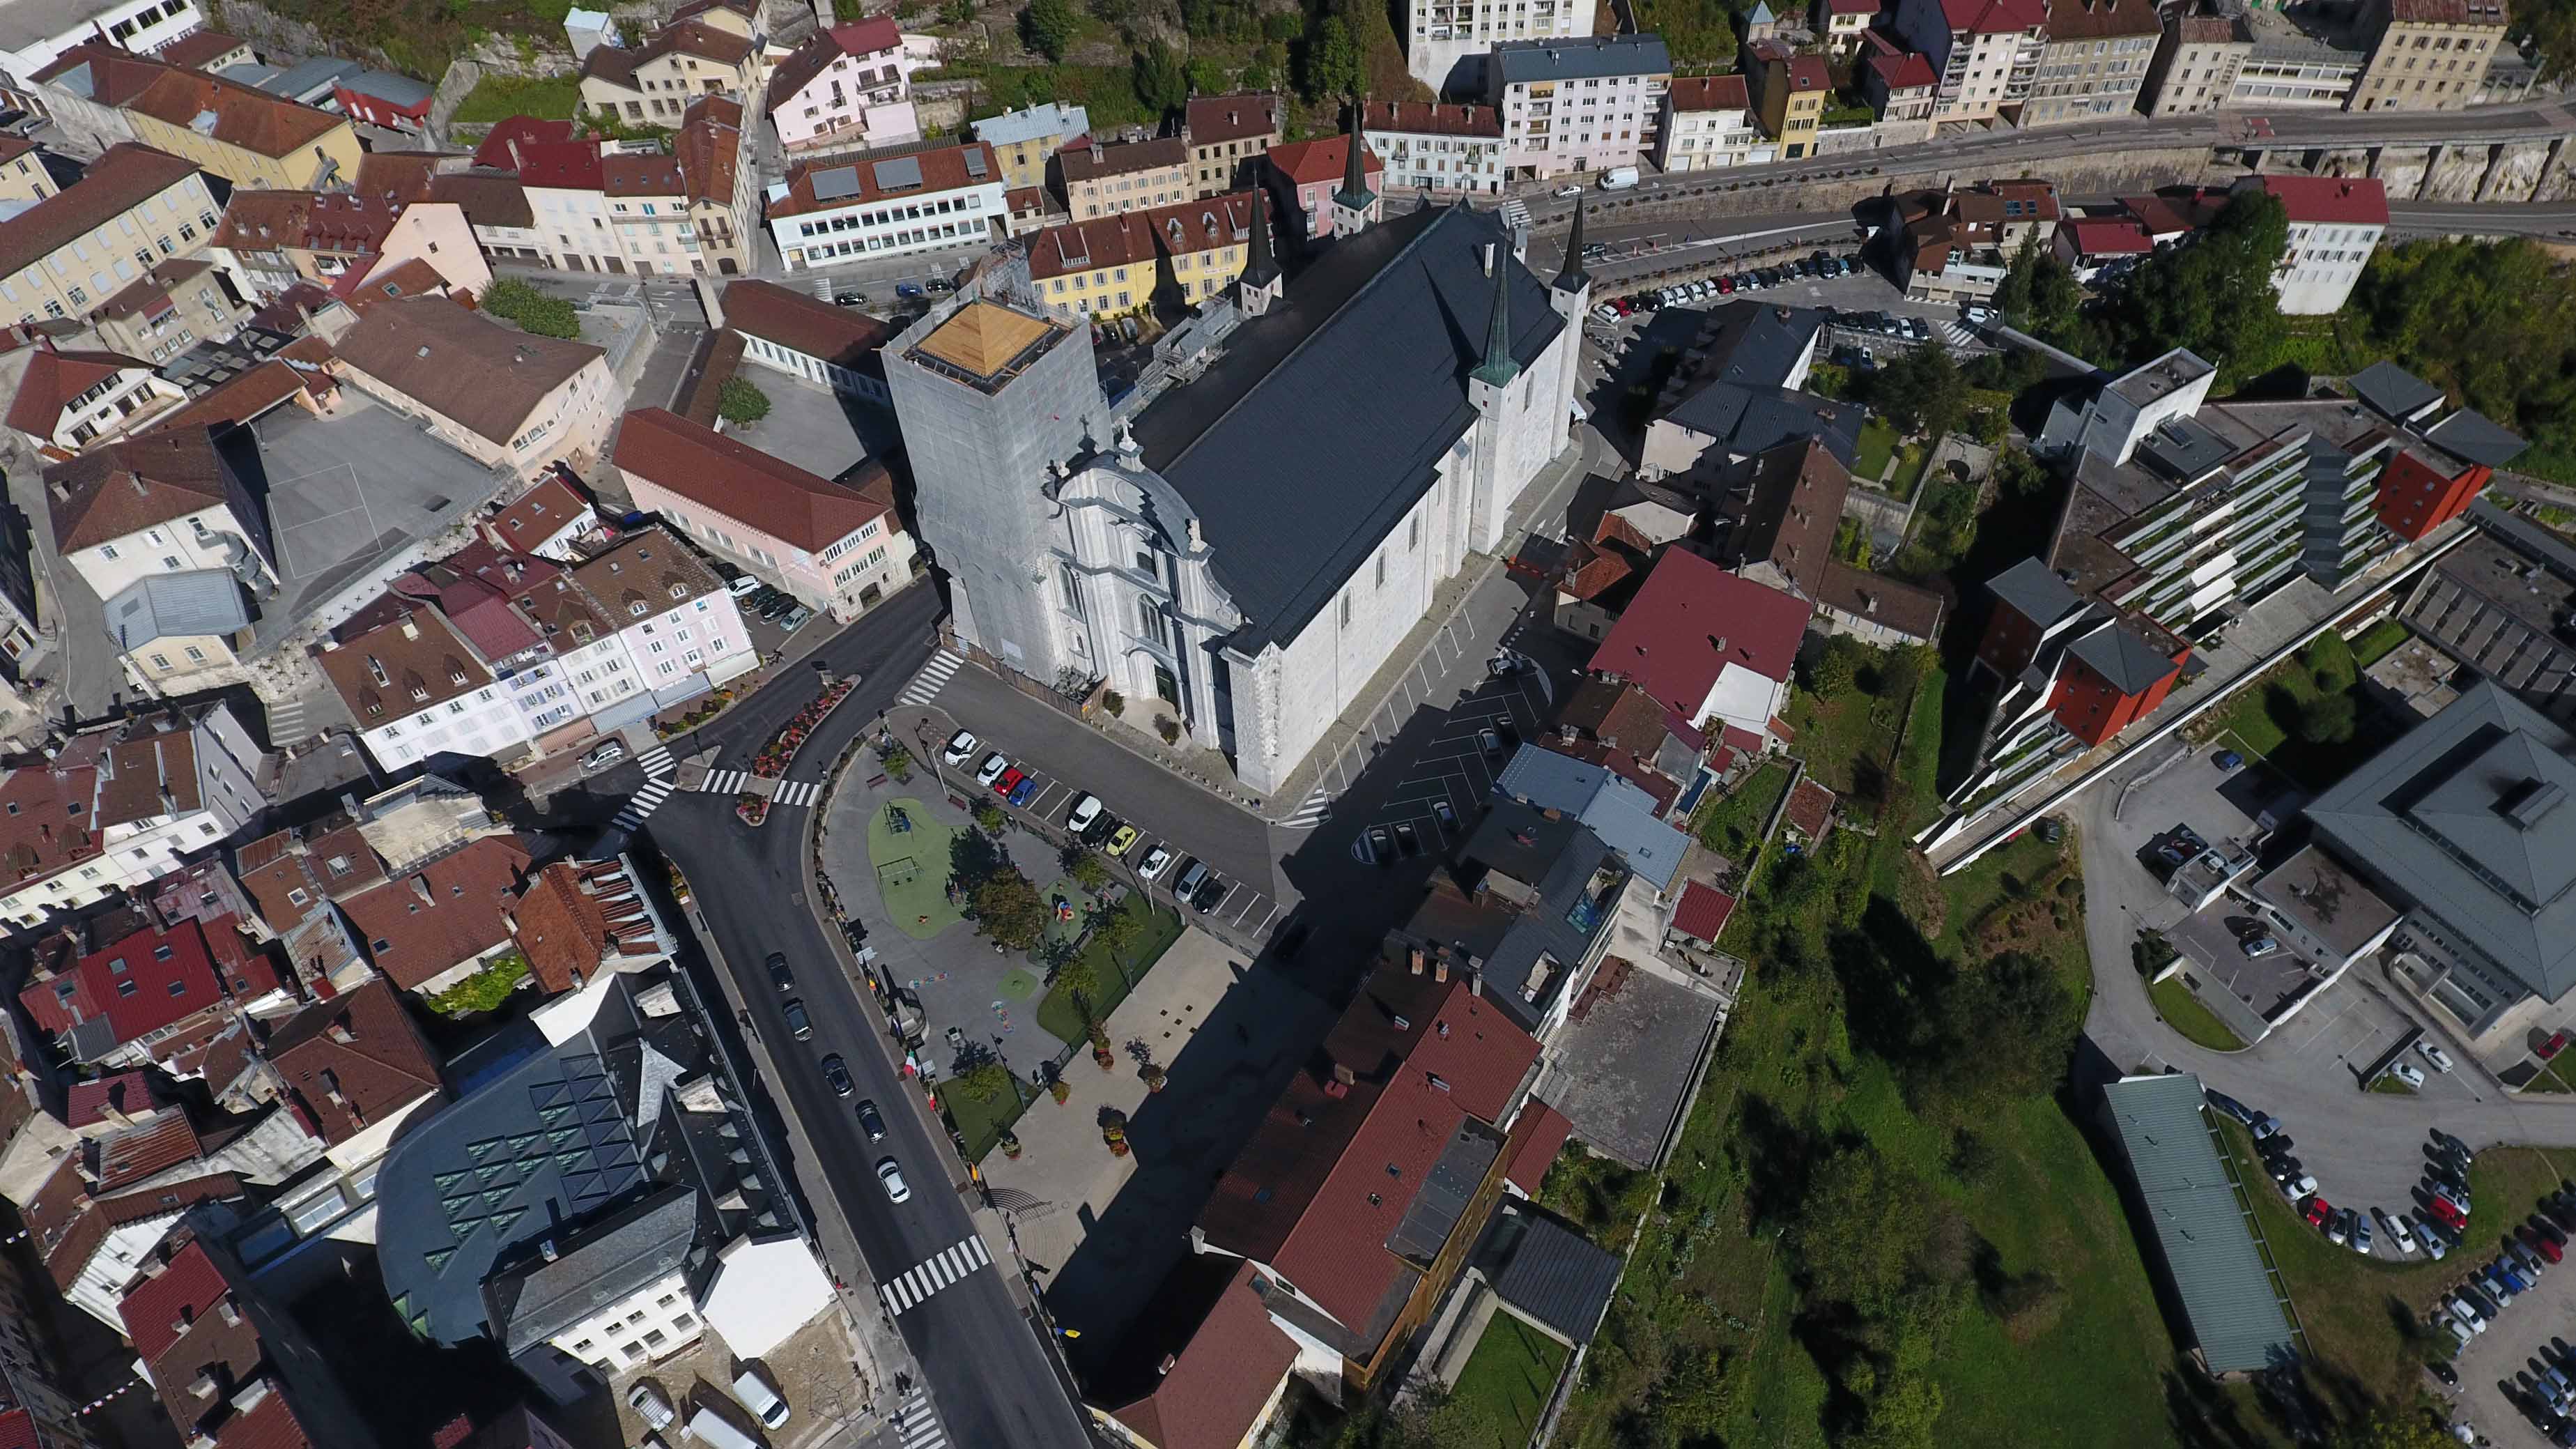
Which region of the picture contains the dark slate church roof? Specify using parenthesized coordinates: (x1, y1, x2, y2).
(1130, 203, 1564, 652)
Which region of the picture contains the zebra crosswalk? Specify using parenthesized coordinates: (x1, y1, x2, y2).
(702, 768, 751, 795)
(612, 777, 675, 832)
(265, 696, 315, 748)
(636, 744, 675, 777)
(897, 650, 964, 707)
(879, 1234, 992, 1317)
(1280, 788, 1332, 830)
(696, 770, 821, 809)
(892, 1388, 947, 1449)
(773, 779, 820, 808)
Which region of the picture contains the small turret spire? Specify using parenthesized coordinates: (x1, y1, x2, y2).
(1242, 189, 1279, 289)
(1554, 204, 1591, 292)
(1332, 95, 1377, 221)
(1472, 239, 1519, 389)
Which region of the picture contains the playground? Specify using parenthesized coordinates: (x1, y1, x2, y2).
(867, 799, 966, 940)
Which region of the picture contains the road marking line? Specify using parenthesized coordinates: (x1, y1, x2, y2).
(1212, 882, 1245, 918)
(1247, 901, 1279, 936)
(1230, 890, 1263, 926)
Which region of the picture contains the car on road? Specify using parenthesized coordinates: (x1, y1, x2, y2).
(2392, 1061, 2427, 1089)
(941, 730, 980, 766)
(820, 1054, 854, 1096)
(975, 753, 1010, 788)
(1553, 185, 1582, 197)
(766, 952, 793, 992)
(1964, 303, 1994, 324)
(2240, 935, 2281, 958)
(1008, 774, 1040, 807)
(895, 282, 925, 298)
(877, 1156, 911, 1202)
(2420, 1042, 2457, 1073)
(581, 739, 626, 772)
(783, 999, 812, 1041)
(1105, 825, 1140, 857)
(1138, 845, 1174, 881)
(993, 766, 1025, 798)
(833, 291, 867, 307)
(1066, 794, 1105, 836)
(857, 1098, 886, 1142)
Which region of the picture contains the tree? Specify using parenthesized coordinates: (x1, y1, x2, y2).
(1133, 39, 1188, 116)
(1991, 447, 2051, 500)
(971, 871, 1050, 949)
(2335, 1408, 2462, 1449)
(1919, 952, 2081, 1107)
(973, 801, 1008, 834)
(1051, 955, 1099, 1004)
(716, 376, 771, 426)
(1870, 339, 1969, 443)
(478, 279, 581, 340)
(1298, 16, 1359, 102)
(1092, 900, 1144, 973)
(1067, 851, 1110, 893)
(1791, 1143, 1922, 1310)
(2304, 632, 2356, 695)
(2103, 190, 2290, 383)
(1991, 231, 2041, 325)
(881, 742, 913, 782)
(2299, 692, 2359, 745)
(1019, 0, 1077, 60)
(1805, 635, 1867, 698)
(955, 1060, 1012, 1103)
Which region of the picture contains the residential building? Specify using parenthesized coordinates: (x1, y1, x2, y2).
(1885, 178, 2060, 302)
(92, 258, 246, 362)
(1887, 0, 2046, 122)
(1656, 75, 1767, 173)
(2143, 9, 2253, 114)
(1637, 300, 1855, 471)
(1751, 42, 1833, 158)
(1058, 135, 1189, 221)
(1404, 0, 1594, 93)
(17, 914, 286, 1078)
(616, 408, 918, 622)
(2242, 173, 2385, 314)
(2053, 214, 2153, 281)
(251, 976, 445, 1193)
(1089, 1259, 1299, 1449)
(507, 96, 755, 276)
(330, 294, 622, 476)
(117, 1231, 374, 1447)
(975, 102, 1088, 192)
(1588, 547, 1809, 751)
(1026, 190, 1260, 318)
(565, 523, 757, 709)
(1185, 93, 1281, 198)
(32, 47, 362, 189)
(43, 425, 273, 608)
(1711, 436, 1851, 602)
(1194, 960, 1545, 1391)
(2020, 0, 2161, 125)
(0, 1250, 105, 1449)
(0, 144, 221, 328)
(2352, 0, 2507, 110)
(337, 833, 531, 996)
(764, 17, 921, 155)
(0, 702, 268, 930)
(1486, 33, 1671, 180)
(429, 171, 545, 265)
(208, 187, 402, 298)
(885, 199, 1587, 798)
(1361, 100, 1506, 195)
(507, 853, 674, 992)
(332, 68, 434, 134)
(155, 29, 251, 73)
(762, 139, 1003, 272)
(712, 278, 888, 403)
(1148, 190, 1258, 307)
(2228, 6, 2366, 107)
(321, 604, 532, 773)
(578, 17, 762, 124)
(1818, 0, 1882, 52)
(488, 471, 598, 561)
(1260, 133, 1383, 245)
(0, 0, 208, 114)
(0, 336, 185, 452)
(0, 136, 47, 204)
(1862, 36, 1941, 126)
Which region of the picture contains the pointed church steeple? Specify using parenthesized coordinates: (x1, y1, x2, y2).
(1472, 240, 1519, 390)
(1554, 204, 1591, 293)
(1240, 189, 1282, 316)
(1330, 97, 1379, 237)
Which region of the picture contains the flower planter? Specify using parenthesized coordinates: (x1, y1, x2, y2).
(735, 795, 770, 827)
(1093, 1047, 1115, 1072)
(1049, 1081, 1070, 1105)
(749, 678, 858, 781)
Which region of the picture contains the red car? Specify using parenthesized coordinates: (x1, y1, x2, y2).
(2304, 1197, 2334, 1229)
(2543, 1030, 2570, 1061)
(2524, 1225, 2565, 1263)
(992, 767, 1024, 798)
(2430, 1195, 2467, 1230)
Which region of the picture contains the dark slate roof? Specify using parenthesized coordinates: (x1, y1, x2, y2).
(2348, 360, 2444, 424)
(2068, 620, 2179, 696)
(1455, 799, 1624, 1032)
(1987, 555, 2084, 629)
(1470, 1198, 1623, 1344)
(2306, 681, 2576, 1001)
(1662, 383, 1860, 469)
(1679, 300, 1823, 392)
(2427, 408, 2529, 468)
(1491, 33, 1672, 84)
(1385, 1118, 1504, 1264)
(1131, 204, 1563, 652)
(486, 1183, 705, 1356)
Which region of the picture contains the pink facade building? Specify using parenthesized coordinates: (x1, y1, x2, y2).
(1260, 135, 1382, 246)
(764, 18, 923, 154)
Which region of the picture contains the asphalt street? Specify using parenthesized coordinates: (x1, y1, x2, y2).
(560, 582, 1099, 1449)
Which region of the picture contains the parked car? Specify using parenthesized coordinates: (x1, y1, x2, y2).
(834, 291, 868, 307)
(1007, 774, 1040, 808)
(942, 730, 980, 766)
(766, 952, 794, 992)
(975, 753, 1010, 788)
(2305, 1197, 2334, 1229)
(2324, 1206, 2350, 1244)
(2241, 935, 2281, 959)
(2392, 1061, 2427, 1089)
(2430, 1358, 2460, 1388)
(2351, 1212, 2372, 1255)
(820, 1054, 853, 1096)
(2251, 1114, 2284, 1141)
(1435, 800, 1459, 832)
(1964, 303, 1994, 324)
(2447, 1296, 2488, 1333)
(2420, 1042, 2457, 1073)
(2533, 1213, 2569, 1248)
(878, 1156, 911, 1202)
(1105, 825, 1140, 857)
(2414, 1214, 2451, 1258)
(1190, 872, 1229, 912)
(779, 606, 814, 632)
(1479, 726, 1503, 756)
(628, 1383, 677, 1429)
(2379, 1208, 2419, 1256)
(783, 999, 812, 1041)
(2441, 1315, 2474, 1350)
(1174, 859, 1211, 901)
(992, 767, 1025, 798)
(895, 282, 925, 298)
(1138, 845, 1174, 881)
(2546, 1030, 2572, 1060)
(857, 1098, 886, 1142)
(582, 739, 626, 772)
(734, 1367, 790, 1429)
(1066, 794, 1105, 836)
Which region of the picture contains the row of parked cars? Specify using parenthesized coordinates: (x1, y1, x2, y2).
(725, 574, 813, 632)
(943, 730, 1236, 915)
(2210, 1087, 2453, 1264)
(2479, 1186, 2576, 1446)
(1587, 252, 1872, 323)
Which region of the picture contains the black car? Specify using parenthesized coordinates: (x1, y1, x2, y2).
(2428, 1360, 2460, 1389)
(783, 999, 813, 1041)
(833, 291, 867, 307)
(857, 1098, 887, 1142)
(821, 1053, 854, 1096)
(766, 951, 794, 992)
(1190, 873, 1228, 912)
(1080, 811, 1120, 846)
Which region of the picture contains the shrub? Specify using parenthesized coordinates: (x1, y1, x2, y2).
(2298, 693, 2358, 745)
(1100, 689, 1124, 716)
(717, 376, 771, 426)
(973, 802, 1008, 834)
(1155, 716, 1181, 744)
(955, 1061, 1011, 1103)
(479, 279, 581, 339)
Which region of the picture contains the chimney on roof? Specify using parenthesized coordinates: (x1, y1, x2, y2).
(399, 616, 419, 641)
(47, 480, 65, 502)
(1157, 1354, 1178, 1377)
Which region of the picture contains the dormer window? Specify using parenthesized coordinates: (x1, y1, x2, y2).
(668, 583, 687, 600)
(449, 669, 468, 685)
(628, 601, 648, 617)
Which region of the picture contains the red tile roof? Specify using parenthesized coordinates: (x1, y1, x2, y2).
(1104, 1262, 1297, 1449)
(2387, 0, 2507, 23)
(615, 408, 893, 553)
(339, 836, 532, 991)
(95, 1111, 205, 1191)
(1783, 777, 1836, 840)
(1940, 0, 2044, 31)
(719, 279, 893, 371)
(18, 917, 228, 1049)
(262, 979, 442, 1146)
(1187, 93, 1281, 146)
(0, 143, 201, 277)
(491, 474, 592, 550)
(1358, 100, 1499, 139)
(1026, 210, 1157, 281)
(1868, 49, 1938, 89)
(1199, 973, 1537, 1338)
(471, 116, 578, 171)
(1502, 1100, 1571, 1195)
(1666, 74, 1751, 112)
(1588, 549, 1809, 723)
(1781, 54, 1833, 91)
(1263, 135, 1382, 188)
(508, 860, 611, 993)
(158, 29, 250, 68)
(769, 140, 1000, 218)
(3, 345, 151, 438)
(509, 138, 607, 192)
(2249, 174, 2389, 227)
(43, 420, 237, 554)
(317, 603, 494, 726)
(117, 1236, 229, 1362)
(64, 1069, 157, 1127)
(1669, 880, 1737, 943)
(2062, 216, 2152, 254)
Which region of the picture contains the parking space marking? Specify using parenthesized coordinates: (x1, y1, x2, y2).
(1029, 781, 1070, 819)
(1211, 882, 1246, 919)
(1245, 900, 1279, 935)
(1229, 889, 1263, 926)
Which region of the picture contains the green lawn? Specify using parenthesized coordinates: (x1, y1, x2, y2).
(1446, 1314, 1570, 1449)
(1036, 877, 1088, 952)
(1855, 415, 1902, 482)
(1887, 440, 1933, 501)
(1692, 760, 1791, 861)
(867, 799, 966, 940)
(2149, 974, 2249, 1051)
(946, 1071, 1033, 1163)
(452, 73, 581, 123)
(2349, 618, 2411, 668)
(2203, 631, 2402, 790)
(2525, 1060, 2576, 1094)
(1035, 892, 1184, 1045)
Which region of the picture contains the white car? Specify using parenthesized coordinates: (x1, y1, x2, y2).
(1552, 185, 1582, 198)
(2419, 1042, 2456, 1073)
(2378, 1208, 2418, 1256)
(580, 739, 626, 772)
(1592, 304, 1619, 323)
(877, 1157, 911, 1203)
(2391, 1061, 2427, 1089)
(975, 752, 1010, 789)
(942, 729, 980, 767)
(1137, 845, 1174, 882)
(1066, 793, 1104, 835)
(2277, 1174, 2317, 1200)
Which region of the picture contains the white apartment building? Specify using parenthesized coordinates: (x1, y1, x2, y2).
(1486, 35, 1671, 180)
(44, 427, 272, 606)
(763, 139, 1002, 272)
(1359, 101, 1506, 196)
(323, 608, 535, 772)
(567, 526, 758, 708)
(0, 0, 205, 111)
(1888, 0, 2046, 122)
(0, 702, 268, 929)
(1656, 73, 1772, 171)
(2244, 173, 2386, 314)
(1405, 0, 1591, 92)
(0, 342, 184, 452)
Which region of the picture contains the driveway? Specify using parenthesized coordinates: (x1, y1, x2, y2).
(2451, 1246, 2576, 1447)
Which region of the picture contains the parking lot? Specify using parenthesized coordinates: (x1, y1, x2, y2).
(2447, 1189, 2576, 1446)
(1352, 664, 1553, 865)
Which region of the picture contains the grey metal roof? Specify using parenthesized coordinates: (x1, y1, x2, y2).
(1984, 558, 2079, 631)
(216, 62, 282, 89)
(974, 102, 1088, 146)
(260, 56, 366, 102)
(2348, 360, 2444, 424)
(1662, 383, 1861, 469)
(1493, 742, 1690, 890)
(872, 155, 924, 192)
(103, 569, 251, 649)
(486, 1183, 705, 1356)
(1131, 204, 1563, 652)
(2099, 1073, 2296, 1375)
(2305, 680, 2576, 1001)
(1456, 799, 1624, 1032)
(2427, 408, 2529, 468)
(1387, 1120, 1502, 1264)
(1470, 1199, 1622, 1344)
(1676, 300, 1823, 393)
(2069, 620, 2178, 696)
(1492, 33, 1673, 84)
(2469, 498, 2576, 584)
